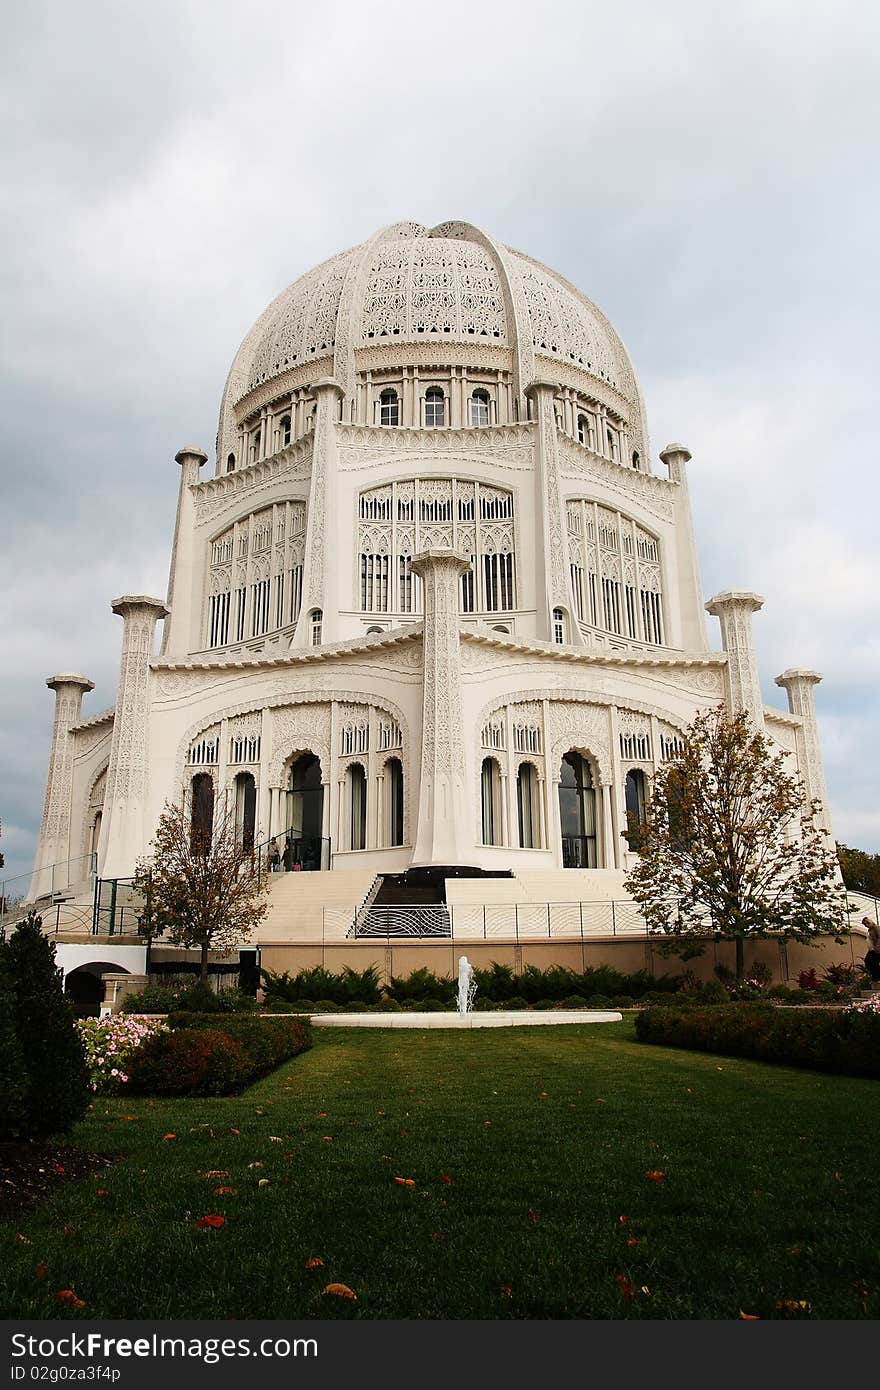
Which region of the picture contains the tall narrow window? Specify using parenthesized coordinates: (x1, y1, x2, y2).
(577, 414, 593, 447)
(226, 453, 236, 473)
(631, 451, 640, 470)
(481, 758, 502, 846)
(310, 608, 322, 646)
(470, 389, 490, 426)
(624, 769, 647, 846)
(424, 387, 445, 427)
(517, 763, 540, 848)
(558, 752, 597, 867)
(348, 763, 367, 851)
(250, 428, 261, 462)
(398, 554, 413, 612)
(553, 607, 566, 644)
(386, 757, 404, 847)
(607, 427, 619, 461)
(190, 773, 214, 854)
(379, 389, 400, 426)
(461, 557, 475, 612)
(280, 415, 291, 446)
(234, 771, 257, 852)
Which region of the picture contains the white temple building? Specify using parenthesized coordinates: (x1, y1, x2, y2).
(29, 219, 835, 948)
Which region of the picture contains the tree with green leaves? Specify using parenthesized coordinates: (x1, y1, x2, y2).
(133, 800, 269, 983)
(837, 843, 880, 899)
(624, 707, 847, 979)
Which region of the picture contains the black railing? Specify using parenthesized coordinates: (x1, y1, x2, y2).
(561, 835, 598, 869)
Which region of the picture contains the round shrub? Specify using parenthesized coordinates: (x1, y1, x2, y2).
(611, 995, 634, 1009)
(505, 996, 528, 1010)
(586, 994, 614, 1009)
(122, 985, 178, 1014)
(312, 999, 340, 1013)
(374, 998, 402, 1012)
(418, 999, 449, 1012)
(560, 995, 587, 1009)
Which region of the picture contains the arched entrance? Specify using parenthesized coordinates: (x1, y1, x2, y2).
(285, 754, 324, 869)
(64, 962, 128, 1018)
(558, 751, 598, 867)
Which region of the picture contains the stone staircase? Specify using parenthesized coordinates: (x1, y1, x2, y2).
(257, 870, 378, 941)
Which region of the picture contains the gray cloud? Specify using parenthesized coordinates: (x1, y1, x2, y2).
(2, 0, 878, 881)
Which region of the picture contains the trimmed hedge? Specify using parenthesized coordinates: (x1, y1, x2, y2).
(127, 1015, 312, 1096)
(635, 1004, 880, 1079)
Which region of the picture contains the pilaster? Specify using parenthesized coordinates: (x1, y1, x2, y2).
(660, 443, 707, 651)
(98, 596, 169, 879)
(410, 549, 473, 865)
(775, 669, 832, 831)
(705, 591, 765, 728)
(524, 379, 580, 643)
(29, 674, 95, 898)
(161, 445, 207, 659)
(296, 378, 344, 647)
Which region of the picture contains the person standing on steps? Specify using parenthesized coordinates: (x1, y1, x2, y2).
(863, 916, 880, 984)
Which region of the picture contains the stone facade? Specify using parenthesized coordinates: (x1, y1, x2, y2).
(30, 220, 834, 892)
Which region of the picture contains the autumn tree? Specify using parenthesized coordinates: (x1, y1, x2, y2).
(836, 843, 880, 899)
(133, 800, 269, 983)
(624, 707, 847, 979)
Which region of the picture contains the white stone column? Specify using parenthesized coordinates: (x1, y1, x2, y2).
(98, 596, 169, 879)
(705, 590, 766, 729)
(29, 674, 95, 899)
(775, 669, 832, 831)
(410, 549, 474, 865)
(161, 445, 207, 659)
(525, 379, 580, 643)
(295, 378, 344, 647)
(600, 783, 614, 869)
(660, 443, 707, 651)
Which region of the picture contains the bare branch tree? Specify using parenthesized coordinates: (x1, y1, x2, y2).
(624, 707, 847, 978)
(133, 800, 269, 983)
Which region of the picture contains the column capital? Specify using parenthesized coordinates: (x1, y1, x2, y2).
(706, 590, 764, 617)
(46, 672, 95, 694)
(523, 378, 560, 401)
(111, 595, 170, 620)
(411, 548, 471, 578)
(659, 442, 692, 483)
(775, 668, 823, 689)
(310, 377, 345, 398)
(174, 444, 208, 468)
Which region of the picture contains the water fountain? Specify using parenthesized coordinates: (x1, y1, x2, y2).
(456, 955, 477, 1016)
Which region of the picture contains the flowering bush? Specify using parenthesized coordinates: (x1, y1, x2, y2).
(848, 994, 880, 1014)
(77, 1016, 168, 1093)
(728, 977, 767, 1001)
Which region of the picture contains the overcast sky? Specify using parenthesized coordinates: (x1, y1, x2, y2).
(1, 0, 878, 887)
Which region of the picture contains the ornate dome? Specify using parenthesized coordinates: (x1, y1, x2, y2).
(218, 221, 644, 461)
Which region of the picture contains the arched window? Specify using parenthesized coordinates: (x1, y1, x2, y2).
(348, 763, 367, 851)
(226, 453, 236, 473)
(492, 624, 510, 634)
(90, 810, 102, 857)
(424, 387, 445, 427)
(234, 771, 257, 852)
(379, 389, 400, 426)
(624, 769, 647, 847)
(366, 625, 384, 635)
(481, 757, 503, 846)
(517, 763, 541, 849)
(553, 608, 566, 644)
(280, 416, 291, 446)
(386, 757, 404, 847)
(250, 428, 261, 462)
(470, 389, 490, 426)
(558, 752, 597, 867)
(631, 451, 640, 470)
(310, 609, 322, 646)
(606, 427, 619, 461)
(190, 773, 214, 854)
(577, 414, 595, 448)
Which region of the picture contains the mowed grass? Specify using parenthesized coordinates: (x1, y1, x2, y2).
(2, 1019, 879, 1320)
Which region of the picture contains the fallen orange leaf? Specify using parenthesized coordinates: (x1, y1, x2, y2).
(214, 1187, 236, 1196)
(627, 1239, 639, 1247)
(230, 1128, 241, 1135)
(645, 1170, 665, 1184)
(500, 1285, 513, 1298)
(317, 1112, 328, 1118)
(194, 1215, 225, 1230)
(16, 1234, 31, 1244)
(615, 1274, 634, 1303)
(739, 1311, 760, 1320)
(393, 1177, 416, 1187)
(304, 1257, 324, 1269)
(96, 1189, 108, 1197)
(52, 1164, 65, 1175)
(834, 1172, 843, 1182)
(162, 1134, 176, 1141)
(618, 1215, 628, 1224)
(322, 1136, 333, 1142)
(527, 1208, 538, 1224)
(36, 1262, 46, 1280)
(439, 1175, 453, 1185)
(55, 1290, 85, 1308)
(322, 1283, 356, 1300)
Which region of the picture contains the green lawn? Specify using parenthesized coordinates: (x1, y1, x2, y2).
(2, 1019, 878, 1320)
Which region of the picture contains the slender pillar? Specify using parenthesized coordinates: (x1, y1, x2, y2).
(161, 445, 207, 659)
(411, 549, 474, 865)
(29, 674, 95, 899)
(98, 596, 169, 879)
(705, 590, 766, 729)
(660, 443, 707, 650)
(295, 378, 344, 647)
(775, 669, 832, 831)
(525, 379, 579, 642)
